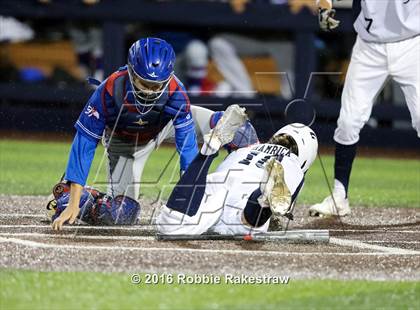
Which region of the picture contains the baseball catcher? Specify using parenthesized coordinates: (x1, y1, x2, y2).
(51, 37, 206, 230)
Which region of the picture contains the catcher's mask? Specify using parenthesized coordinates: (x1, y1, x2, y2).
(127, 37, 175, 114)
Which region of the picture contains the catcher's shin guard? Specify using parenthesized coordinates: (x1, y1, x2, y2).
(96, 195, 140, 225)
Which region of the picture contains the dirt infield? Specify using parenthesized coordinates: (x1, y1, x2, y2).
(1, 195, 419, 281)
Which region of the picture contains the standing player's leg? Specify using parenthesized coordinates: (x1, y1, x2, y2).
(310, 37, 390, 217)
(390, 36, 420, 138)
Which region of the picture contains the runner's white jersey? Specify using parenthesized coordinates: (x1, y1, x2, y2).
(156, 143, 305, 236)
(354, 0, 420, 43)
(216, 143, 296, 182)
(210, 143, 304, 235)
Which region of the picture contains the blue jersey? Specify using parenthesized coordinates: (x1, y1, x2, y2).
(65, 67, 198, 186)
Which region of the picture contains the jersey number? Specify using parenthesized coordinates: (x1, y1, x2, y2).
(238, 152, 283, 169)
(365, 18, 373, 33)
(238, 151, 271, 169)
(238, 151, 259, 166)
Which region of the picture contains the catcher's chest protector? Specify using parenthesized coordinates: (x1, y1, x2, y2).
(104, 71, 172, 142)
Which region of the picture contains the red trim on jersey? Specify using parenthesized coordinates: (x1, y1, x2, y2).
(168, 78, 178, 97)
(122, 75, 138, 113)
(179, 87, 191, 113)
(169, 78, 190, 113)
(105, 70, 137, 113)
(105, 70, 127, 97)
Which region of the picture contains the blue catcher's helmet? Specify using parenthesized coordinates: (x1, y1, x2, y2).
(127, 37, 176, 113)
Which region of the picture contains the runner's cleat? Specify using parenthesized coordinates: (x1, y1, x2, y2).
(259, 157, 291, 217)
(202, 104, 248, 154)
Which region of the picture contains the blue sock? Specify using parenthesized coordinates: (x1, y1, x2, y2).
(242, 189, 272, 227)
(334, 142, 357, 197)
(166, 153, 218, 216)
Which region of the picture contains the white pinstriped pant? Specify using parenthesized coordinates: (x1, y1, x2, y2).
(334, 35, 420, 145)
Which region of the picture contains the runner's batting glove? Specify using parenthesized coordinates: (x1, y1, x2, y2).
(319, 8, 340, 31)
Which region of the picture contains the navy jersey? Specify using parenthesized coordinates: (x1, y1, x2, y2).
(65, 66, 198, 186)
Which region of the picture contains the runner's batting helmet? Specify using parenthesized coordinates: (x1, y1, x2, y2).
(272, 123, 318, 172)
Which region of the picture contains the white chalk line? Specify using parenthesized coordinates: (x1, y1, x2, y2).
(0, 213, 419, 234)
(0, 214, 45, 218)
(0, 235, 419, 256)
(0, 224, 419, 234)
(329, 229, 420, 233)
(0, 232, 154, 241)
(1, 232, 419, 245)
(329, 237, 420, 255)
(367, 241, 420, 244)
(0, 224, 154, 230)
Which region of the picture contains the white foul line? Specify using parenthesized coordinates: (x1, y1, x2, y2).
(0, 224, 419, 234)
(329, 229, 420, 234)
(329, 237, 420, 255)
(368, 241, 420, 244)
(0, 224, 154, 231)
(0, 232, 155, 241)
(0, 214, 46, 218)
(1, 232, 419, 245)
(0, 236, 419, 256)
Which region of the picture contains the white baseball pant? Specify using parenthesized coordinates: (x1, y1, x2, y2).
(334, 35, 420, 145)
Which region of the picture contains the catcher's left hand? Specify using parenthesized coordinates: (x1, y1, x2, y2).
(52, 183, 83, 231)
(319, 7, 340, 31)
(52, 205, 79, 230)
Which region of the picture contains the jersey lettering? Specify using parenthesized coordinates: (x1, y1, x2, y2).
(251, 144, 291, 157)
(238, 144, 291, 169)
